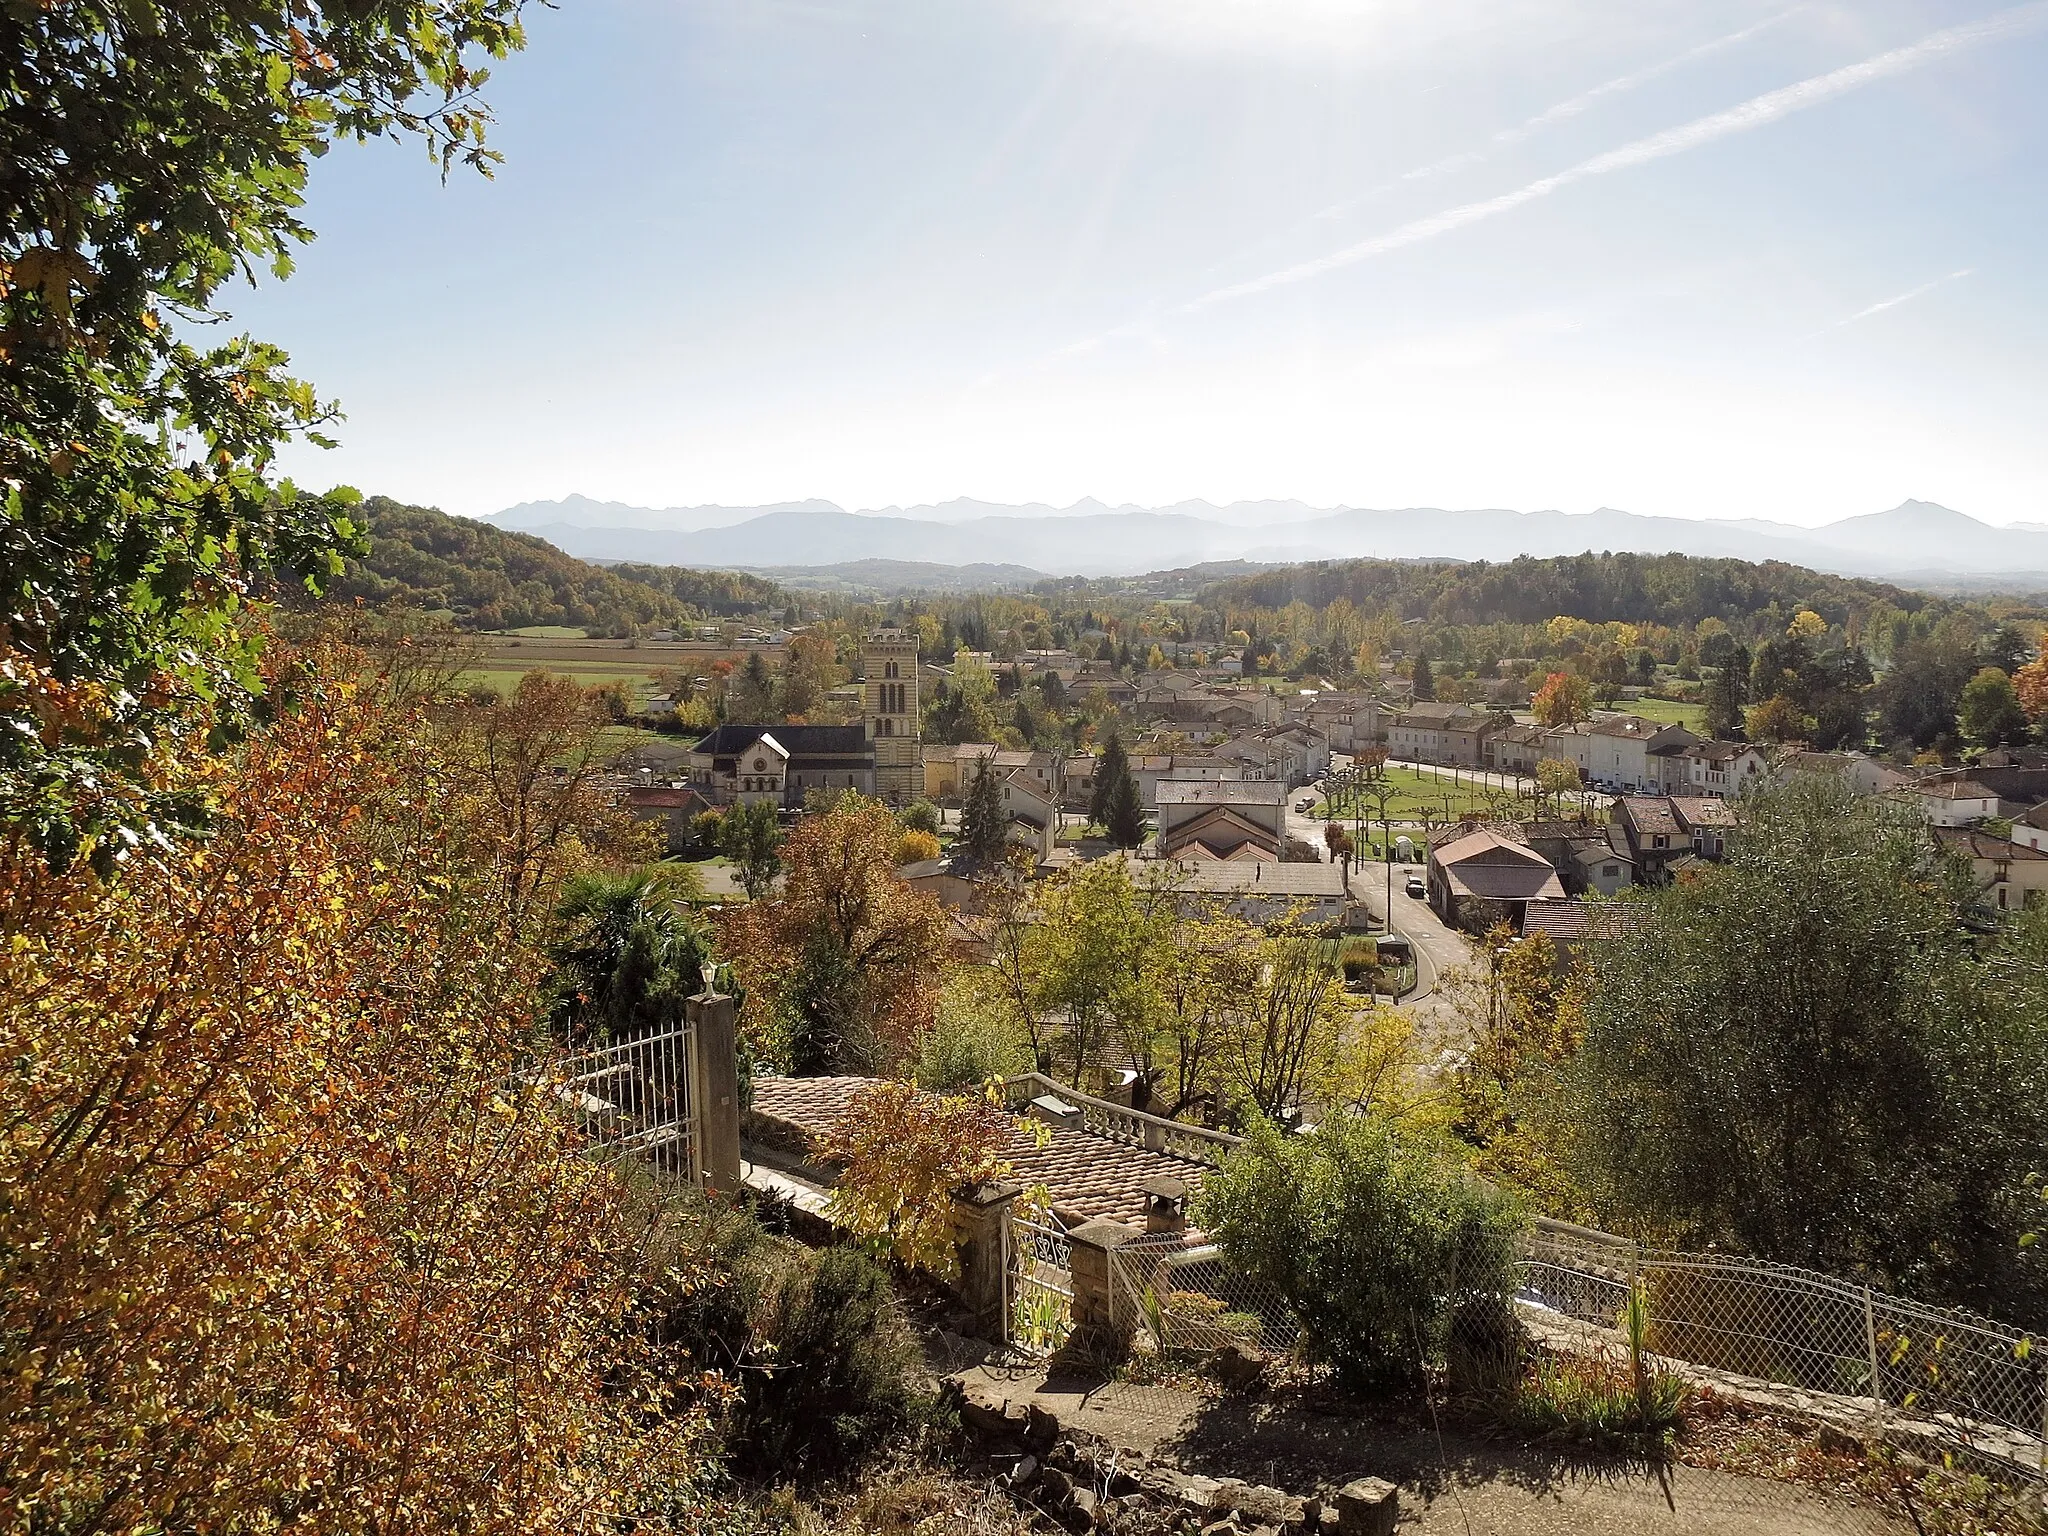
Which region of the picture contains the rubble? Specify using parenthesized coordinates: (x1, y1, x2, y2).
(948, 1376, 1394, 1534)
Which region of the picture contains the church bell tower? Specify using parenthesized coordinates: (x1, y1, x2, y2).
(862, 625, 921, 803)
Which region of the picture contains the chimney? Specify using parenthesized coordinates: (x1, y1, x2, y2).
(1142, 1176, 1189, 1236)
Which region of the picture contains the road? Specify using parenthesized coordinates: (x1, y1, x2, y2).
(1281, 796, 1478, 1058)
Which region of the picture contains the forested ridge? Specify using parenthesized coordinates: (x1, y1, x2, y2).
(317, 497, 783, 632)
(1197, 551, 1935, 632)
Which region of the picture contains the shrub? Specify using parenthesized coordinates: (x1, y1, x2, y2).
(913, 975, 1031, 1092)
(1198, 1114, 1521, 1395)
(901, 799, 942, 836)
(729, 1246, 934, 1481)
(896, 828, 942, 865)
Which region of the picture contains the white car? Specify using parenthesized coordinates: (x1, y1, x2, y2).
(1404, 875, 1426, 900)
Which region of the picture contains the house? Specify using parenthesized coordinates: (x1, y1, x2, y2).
(1443, 711, 1514, 771)
(1520, 899, 1646, 967)
(1612, 796, 1690, 883)
(1059, 752, 1096, 810)
(1155, 780, 1289, 862)
(1907, 776, 2003, 828)
(1491, 724, 1552, 774)
(896, 856, 982, 912)
(1935, 828, 2048, 913)
(1386, 702, 1472, 763)
(1778, 751, 1914, 796)
(687, 724, 874, 807)
(998, 775, 1060, 861)
(1521, 818, 1635, 897)
(1667, 796, 1738, 859)
(1425, 823, 1567, 932)
(2014, 801, 2048, 854)
(1213, 722, 1329, 787)
(1572, 717, 1699, 794)
(1163, 858, 1350, 926)
(622, 783, 713, 855)
(923, 743, 1029, 801)
(1676, 740, 1768, 797)
(1130, 753, 1238, 810)
(1285, 691, 1385, 754)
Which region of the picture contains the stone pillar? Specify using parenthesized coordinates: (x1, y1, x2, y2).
(685, 987, 741, 1196)
(949, 1181, 1020, 1342)
(1336, 1477, 1399, 1535)
(1066, 1217, 1143, 1354)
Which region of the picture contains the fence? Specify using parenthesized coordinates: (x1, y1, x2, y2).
(1520, 1221, 2047, 1477)
(1000, 1072, 1242, 1167)
(544, 1024, 698, 1182)
(1089, 1215, 2043, 1478)
(1109, 1232, 1301, 1359)
(1008, 1211, 1075, 1356)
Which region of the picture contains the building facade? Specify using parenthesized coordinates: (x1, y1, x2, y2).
(863, 625, 921, 803)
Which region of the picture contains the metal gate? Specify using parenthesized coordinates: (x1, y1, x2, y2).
(547, 1024, 699, 1182)
(1008, 1212, 1075, 1355)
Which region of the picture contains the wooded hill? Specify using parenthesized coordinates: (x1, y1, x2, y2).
(1197, 551, 1935, 633)
(319, 497, 784, 633)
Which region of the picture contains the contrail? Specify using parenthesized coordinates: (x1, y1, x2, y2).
(1356, 5, 1804, 205)
(1186, 2, 2048, 313)
(1839, 268, 1975, 324)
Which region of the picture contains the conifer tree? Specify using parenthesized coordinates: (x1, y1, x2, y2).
(1091, 734, 1131, 829)
(1107, 768, 1145, 850)
(961, 760, 1008, 864)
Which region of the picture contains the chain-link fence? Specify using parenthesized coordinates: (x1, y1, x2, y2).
(1521, 1221, 2046, 1479)
(1109, 1232, 1301, 1360)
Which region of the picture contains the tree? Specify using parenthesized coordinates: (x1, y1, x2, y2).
(1227, 923, 1356, 1119)
(719, 794, 952, 1074)
(913, 969, 1032, 1091)
(718, 798, 784, 899)
(1106, 767, 1146, 850)
(1743, 693, 1813, 744)
(821, 1080, 1028, 1279)
(895, 827, 941, 865)
(901, 798, 942, 836)
(0, 658, 719, 1533)
(1531, 671, 1592, 727)
(1958, 667, 2030, 748)
(549, 870, 712, 1043)
(960, 759, 1009, 864)
(1199, 1115, 1521, 1395)
(443, 671, 653, 941)
(1788, 609, 1828, 640)
(1703, 643, 1751, 739)
(1411, 651, 1435, 701)
(1560, 773, 2048, 1319)
(1025, 858, 1171, 1087)
(2018, 638, 2048, 731)
(1535, 757, 1583, 815)
(2, 0, 527, 872)
(1090, 734, 1132, 829)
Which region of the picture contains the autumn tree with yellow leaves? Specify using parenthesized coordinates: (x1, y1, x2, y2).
(0, 657, 725, 1534)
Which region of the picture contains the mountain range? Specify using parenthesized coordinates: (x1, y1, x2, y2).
(484, 496, 2048, 585)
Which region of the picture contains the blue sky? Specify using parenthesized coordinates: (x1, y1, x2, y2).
(232, 0, 2048, 526)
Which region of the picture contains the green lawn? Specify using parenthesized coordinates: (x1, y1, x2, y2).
(491, 625, 593, 639)
(1318, 764, 1531, 824)
(458, 663, 658, 696)
(1617, 695, 1702, 730)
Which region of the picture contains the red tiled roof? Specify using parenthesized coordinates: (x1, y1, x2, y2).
(748, 1076, 1212, 1227)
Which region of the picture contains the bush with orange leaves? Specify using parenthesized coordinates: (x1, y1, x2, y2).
(719, 794, 952, 1075)
(0, 661, 728, 1535)
(820, 1080, 1033, 1279)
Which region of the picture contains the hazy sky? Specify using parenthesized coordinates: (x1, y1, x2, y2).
(232, 0, 2048, 527)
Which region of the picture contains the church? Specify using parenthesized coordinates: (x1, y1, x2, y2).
(684, 626, 921, 808)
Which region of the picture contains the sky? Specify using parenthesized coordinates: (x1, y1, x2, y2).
(229, 0, 2048, 527)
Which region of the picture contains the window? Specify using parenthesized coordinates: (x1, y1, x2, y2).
(884, 660, 899, 679)
(1603, 864, 1619, 878)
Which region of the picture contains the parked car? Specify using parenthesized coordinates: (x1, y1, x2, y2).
(1404, 874, 1426, 899)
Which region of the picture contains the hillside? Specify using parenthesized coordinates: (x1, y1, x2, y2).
(1196, 551, 1931, 631)
(319, 498, 781, 632)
